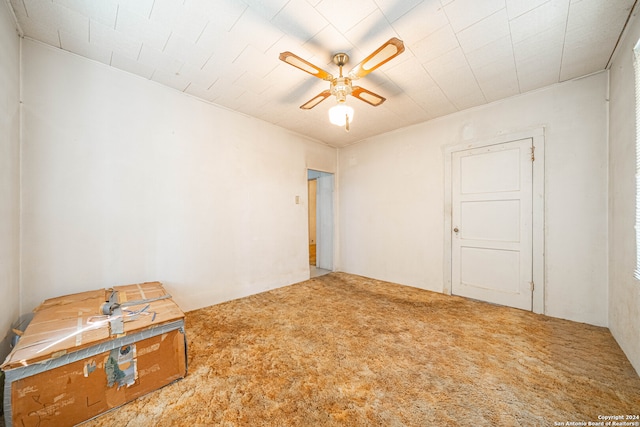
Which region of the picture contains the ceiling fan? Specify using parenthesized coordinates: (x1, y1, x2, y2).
(279, 37, 405, 131)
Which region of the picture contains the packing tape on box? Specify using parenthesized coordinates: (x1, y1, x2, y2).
(100, 294, 172, 316)
(136, 283, 147, 300)
(76, 312, 83, 347)
(99, 292, 172, 336)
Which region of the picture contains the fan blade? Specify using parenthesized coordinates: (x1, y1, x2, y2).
(351, 86, 386, 107)
(348, 37, 405, 80)
(300, 90, 332, 110)
(279, 52, 334, 81)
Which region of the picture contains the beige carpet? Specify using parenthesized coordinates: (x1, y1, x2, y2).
(85, 272, 640, 426)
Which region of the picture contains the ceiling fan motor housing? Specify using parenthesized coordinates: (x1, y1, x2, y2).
(331, 77, 352, 102)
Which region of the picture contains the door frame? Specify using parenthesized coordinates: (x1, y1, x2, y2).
(443, 128, 545, 314)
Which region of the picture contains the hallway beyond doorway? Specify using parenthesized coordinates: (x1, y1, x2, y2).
(310, 266, 331, 278)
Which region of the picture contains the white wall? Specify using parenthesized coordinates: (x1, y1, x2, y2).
(338, 72, 609, 327)
(20, 39, 336, 313)
(0, 2, 21, 359)
(608, 9, 640, 374)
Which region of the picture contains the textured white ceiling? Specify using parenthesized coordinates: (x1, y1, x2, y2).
(8, 0, 637, 147)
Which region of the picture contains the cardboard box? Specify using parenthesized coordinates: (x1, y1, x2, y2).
(2, 282, 187, 426)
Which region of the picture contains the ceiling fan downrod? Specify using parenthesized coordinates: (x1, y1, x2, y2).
(333, 53, 349, 71)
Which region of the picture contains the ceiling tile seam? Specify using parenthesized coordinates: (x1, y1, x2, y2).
(418, 62, 459, 116)
(269, 0, 294, 26)
(404, 88, 439, 117)
(445, 8, 490, 105)
(345, 6, 393, 45)
(300, 24, 344, 61)
(200, 51, 215, 71)
(261, 61, 280, 81)
(506, 0, 552, 21)
(311, 3, 372, 37)
(113, 4, 119, 30)
(194, 20, 209, 45)
(505, 1, 563, 46)
(381, 106, 410, 129)
(407, 24, 460, 68)
(506, 18, 523, 94)
(264, 32, 286, 55)
(556, 0, 572, 82)
(136, 43, 143, 61)
(148, 0, 157, 20)
(232, 44, 248, 64)
(310, 5, 332, 35)
(162, 31, 172, 52)
(445, 2, 503, 34)
(232, 71, 248, 91)
(304, 22, 331, 47)
(374, 0, 423, 24)
(228, 4, 250, 33)
(435, 5, 479, 102)
(457, 8, 512, 56)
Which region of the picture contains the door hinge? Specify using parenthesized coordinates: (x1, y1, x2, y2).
(530, 281, 535, 291)
(530, 146, 535, 162)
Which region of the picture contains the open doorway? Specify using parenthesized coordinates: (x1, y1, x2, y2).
(308, 170, 334, 277)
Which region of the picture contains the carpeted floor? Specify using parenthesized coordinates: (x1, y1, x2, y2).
(84, 272, 640, 426)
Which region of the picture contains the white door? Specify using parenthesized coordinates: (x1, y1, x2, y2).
(451, 138, 533, 310)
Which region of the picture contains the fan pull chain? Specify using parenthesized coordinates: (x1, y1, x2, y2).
(345, 114, 350, 132)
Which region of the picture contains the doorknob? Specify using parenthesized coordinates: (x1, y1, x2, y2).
(453, 227, 459, 233)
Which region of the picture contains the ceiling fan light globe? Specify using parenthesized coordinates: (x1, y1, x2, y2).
(329, 104, 354, 126)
